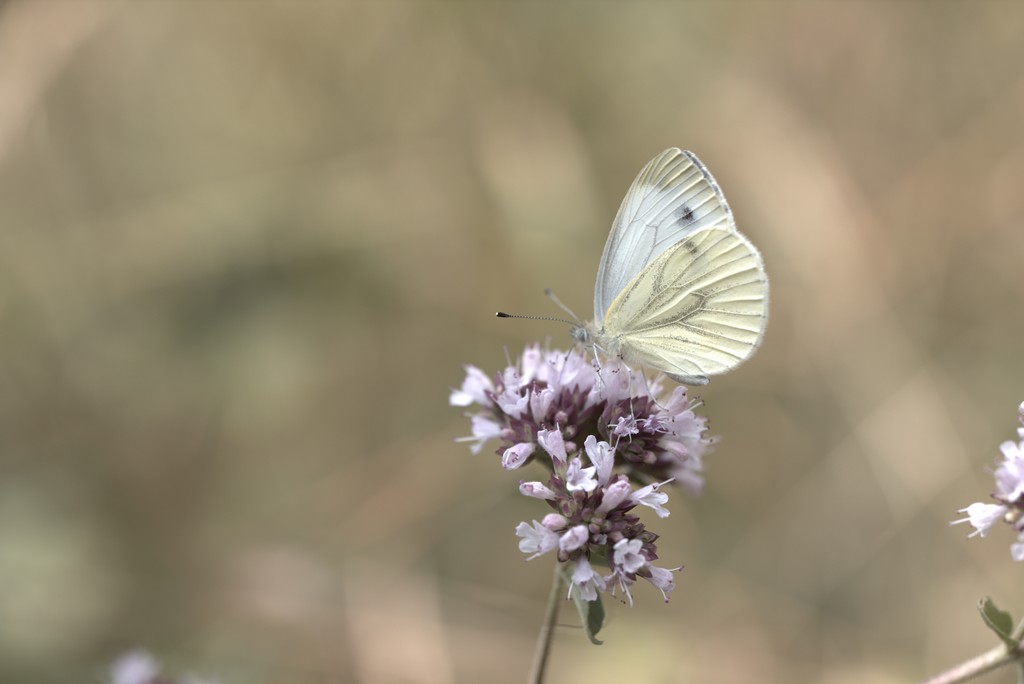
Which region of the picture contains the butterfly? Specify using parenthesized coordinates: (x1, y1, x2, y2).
(569, 148, 768, 385)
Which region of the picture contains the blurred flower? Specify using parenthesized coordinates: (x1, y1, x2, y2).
(111, 651, 160, 684)
(952, 401, 1024, 558)
(452, 345, 713, 603)
(110, 649, 219, 684)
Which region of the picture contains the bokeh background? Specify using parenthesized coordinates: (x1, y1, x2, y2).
(3, 1, 1024, 682)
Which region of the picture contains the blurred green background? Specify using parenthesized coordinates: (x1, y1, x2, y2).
(2, 1, 1024, 682)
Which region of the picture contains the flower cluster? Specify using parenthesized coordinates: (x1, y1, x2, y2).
(451, 344, 715, 603)
(953, 401, 1024, 560)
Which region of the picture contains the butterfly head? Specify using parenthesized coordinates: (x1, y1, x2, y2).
(569, 322, 591, 346)
(571, 321, 615, 358)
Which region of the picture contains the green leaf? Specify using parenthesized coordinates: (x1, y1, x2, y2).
(978, 597, 1018, 649)
(571, 587, 605, 645)
(1014, 616, 1024, 641)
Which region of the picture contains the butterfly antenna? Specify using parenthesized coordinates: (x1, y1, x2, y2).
(543, 288, 581, 323)
(495, 311, 576, 326)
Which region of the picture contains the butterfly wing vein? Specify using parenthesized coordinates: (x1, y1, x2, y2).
(600, 226, 768, 381)
(594, 148, 735, 321)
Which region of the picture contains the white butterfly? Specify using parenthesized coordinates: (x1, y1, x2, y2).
(570, 148, 768, 385)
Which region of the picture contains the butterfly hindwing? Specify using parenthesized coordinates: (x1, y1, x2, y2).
(600, 226, 768, 384)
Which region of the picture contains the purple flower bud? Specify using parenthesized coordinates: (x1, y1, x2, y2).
(559, 524, 590, 552)
(519, 481, 556, 499)
(537, 428, 567, 467)
(502, 442, 535, 470)
(596, 480, 632, 514)
(541, 513, 568, 530)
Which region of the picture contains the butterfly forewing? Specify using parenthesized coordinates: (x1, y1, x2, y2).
(599, 226, 768, 384)
(593, 148, 735, 321)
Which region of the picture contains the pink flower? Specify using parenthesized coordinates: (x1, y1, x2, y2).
(954, 400, 1024, 560)
(454, 345, 715, 603)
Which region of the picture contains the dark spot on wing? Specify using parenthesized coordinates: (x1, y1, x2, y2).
(682, 239, 699, 256)
(676, 204, 695, 224)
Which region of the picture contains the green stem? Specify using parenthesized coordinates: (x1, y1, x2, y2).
(920, 643, 1019, 684)
(528, 562, 564, 684)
